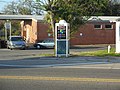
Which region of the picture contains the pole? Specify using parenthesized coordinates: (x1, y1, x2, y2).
(4, 23, 7, 41)
(5, 27, 7, 41)
(4, 21, 11, 40)
(108, 45, 111, 53)
(10, 22, 11, 37)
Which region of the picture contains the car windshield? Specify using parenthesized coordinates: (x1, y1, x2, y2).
(43, 39, 54, 43)
(11, 37, 24, 41)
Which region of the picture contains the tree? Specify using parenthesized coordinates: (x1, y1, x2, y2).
(2, 1, 18, 15)
(11, 21, 21, 36)
(111, 3, 120, 16)
(36, 0, 109, 35)
(1, 0, 43, 38)
(0, 21, 5, 40)
(102, 1, 120, 16)
(0, 20, 21, 40)
(2, 0, 43, 15)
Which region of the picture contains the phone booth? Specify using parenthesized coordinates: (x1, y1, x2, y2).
(55, 20, 70, 57)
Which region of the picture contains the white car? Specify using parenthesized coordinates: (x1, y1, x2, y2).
(7, 36, 27, 50)
(34, 38, 54, 49)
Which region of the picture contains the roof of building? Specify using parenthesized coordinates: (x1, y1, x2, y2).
(89, 16, 120, 22)
(0, 15, 44, 21)
(0, 15, 120, 23)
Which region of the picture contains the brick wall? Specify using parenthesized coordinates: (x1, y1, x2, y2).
(37, 22, 51, 42)
(70, 21, 115, 45)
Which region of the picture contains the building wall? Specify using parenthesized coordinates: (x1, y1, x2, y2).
(37, 22, 52, 42)
(30, 20, 37, 43)
(23, 20, 32, 43)
(21, 19, 116, 45)
(21, 20, 38, 43)
(70, 21, 116, 45)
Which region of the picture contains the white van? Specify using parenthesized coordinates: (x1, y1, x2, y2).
(7, 36, 27, 50)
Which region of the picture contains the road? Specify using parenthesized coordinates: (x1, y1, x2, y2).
(0, 68, 120, 90)
(0, 45, 120, 90)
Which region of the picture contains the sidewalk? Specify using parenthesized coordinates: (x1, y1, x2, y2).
(0, 55, 120, 69)
(24, 56, 120, 69)
(51, 56, 120, 69)
(55, 62, 120, 69)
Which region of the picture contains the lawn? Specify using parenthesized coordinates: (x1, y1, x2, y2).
(74, 48, 120, 57)
(36, 47, 120, 57)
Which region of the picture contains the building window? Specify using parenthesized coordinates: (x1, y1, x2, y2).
(105, 25, 113, 29)
(94, 25, 102, 29)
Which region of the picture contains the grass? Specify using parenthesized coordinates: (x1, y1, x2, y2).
(34, 53, 54, 57)
(73, 48, 120, 57)
(34, 48, 120, 57)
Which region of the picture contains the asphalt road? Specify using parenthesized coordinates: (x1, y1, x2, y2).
(0, 68, 120, 90)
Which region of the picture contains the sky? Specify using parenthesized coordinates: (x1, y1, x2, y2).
(0, 0, 18, 12)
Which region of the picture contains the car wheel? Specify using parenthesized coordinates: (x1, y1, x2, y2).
(36, 45, 41, 49)
(22, 48, 26, 50)
(7, 46, 9, 49)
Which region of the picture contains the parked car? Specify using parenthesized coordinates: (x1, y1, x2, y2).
(34, 38, 54, 49)
(7, 36, 27, 50)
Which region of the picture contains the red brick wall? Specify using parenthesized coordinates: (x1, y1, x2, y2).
(37, 22, 50, 42)
(70, 22, 115, 45)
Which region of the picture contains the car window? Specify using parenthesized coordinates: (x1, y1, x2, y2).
(42, 41, 45, 43)
(42, 39, 54, 43)
(43, 40, 48, 43)
(49, 39, 53, 41)
(11, 37, 24, 41)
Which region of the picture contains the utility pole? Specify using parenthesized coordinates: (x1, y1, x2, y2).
(4, 26, 7, 41)
(4, 20, 11, 41)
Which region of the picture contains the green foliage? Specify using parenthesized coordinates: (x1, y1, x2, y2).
(2, 1, 18, 15)
(36, 0, 109, 34)
(103, 3, 120, 16)
(0, 21, 5, 40)
(0, 21, 21, 40)
(94, 1, 120, 16)
(11, 21, 21, 36)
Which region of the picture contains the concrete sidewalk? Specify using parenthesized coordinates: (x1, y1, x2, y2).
(55, 62, 120, 69)
(0, 56, 120, 69)
(48, 56, 120, 69)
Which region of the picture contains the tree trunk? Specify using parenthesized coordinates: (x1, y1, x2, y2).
(50, 12, 55, 37)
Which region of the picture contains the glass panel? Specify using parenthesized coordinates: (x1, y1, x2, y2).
(94, 25, 102, 29)
(105, 25, 113, 29)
